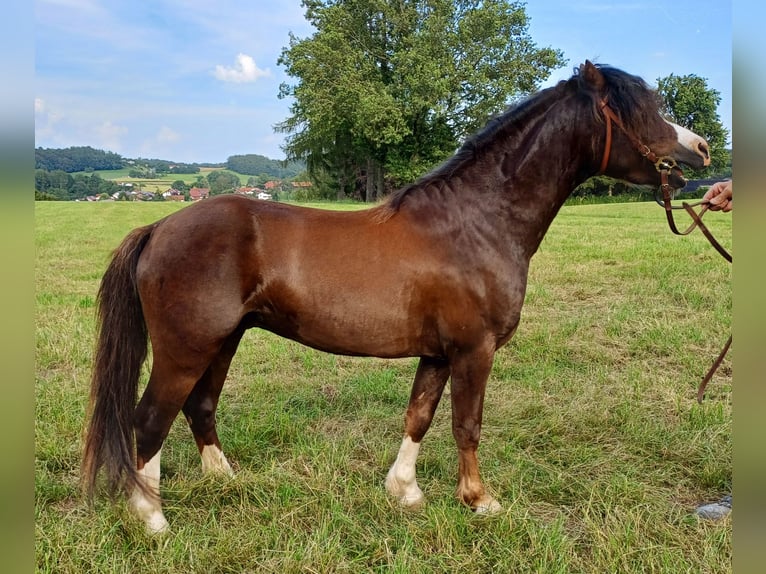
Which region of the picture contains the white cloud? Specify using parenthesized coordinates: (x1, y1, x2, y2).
(94, 120, 128, 153)
(36, 110, 128, 152)
(34, 97, 60, 123)
(213, 53, 271, 83)
(34, 98, 64, 142)
(136, 126, 185, 160)
(155, 126, 180, 143)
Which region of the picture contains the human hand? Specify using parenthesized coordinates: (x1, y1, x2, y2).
(702, 180, 732, 212)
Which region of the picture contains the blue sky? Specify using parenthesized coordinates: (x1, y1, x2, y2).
(34, 0, 732, 164)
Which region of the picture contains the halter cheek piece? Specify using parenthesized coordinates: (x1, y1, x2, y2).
(597, 99, 676, 182)
(597, 99, 731, 403)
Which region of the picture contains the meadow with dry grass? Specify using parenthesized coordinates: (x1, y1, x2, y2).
(35, 199, 731, 573)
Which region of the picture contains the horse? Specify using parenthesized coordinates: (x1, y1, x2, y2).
(82, 61, 710, 534)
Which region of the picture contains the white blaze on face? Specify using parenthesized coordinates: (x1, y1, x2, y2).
(128, 450, 169, 534)
(665, 119, 710, 166)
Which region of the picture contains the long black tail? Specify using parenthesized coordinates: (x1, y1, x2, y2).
(81, 223, 156, 499)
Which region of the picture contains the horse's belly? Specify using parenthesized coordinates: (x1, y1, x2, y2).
(255, 301, 427, 358)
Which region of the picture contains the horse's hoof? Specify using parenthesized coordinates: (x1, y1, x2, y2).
(128, 491, 170, 535)
(144, 512, 170, 535)
(201, 445, 235, 477)
(473, 495, 502, 515)
(385, 472, 425, 509)
(398, 492, 425, 509)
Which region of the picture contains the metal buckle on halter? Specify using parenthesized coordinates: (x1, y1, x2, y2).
(654, 156, 678, 173)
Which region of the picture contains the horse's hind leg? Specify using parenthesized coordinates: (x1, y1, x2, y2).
(386, 357, 450, 508)
(182, 328, 245, 477)
(129, 351, 213, 534)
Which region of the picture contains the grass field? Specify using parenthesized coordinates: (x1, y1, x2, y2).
(74, 166, 251, 188)
(35, 199, 732, 573)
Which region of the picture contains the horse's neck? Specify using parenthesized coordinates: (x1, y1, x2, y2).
(454, 102, 593, 258)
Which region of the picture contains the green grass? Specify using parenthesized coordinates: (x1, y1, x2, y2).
(35, 200, 731, 573)
(73, 166, 253, 187)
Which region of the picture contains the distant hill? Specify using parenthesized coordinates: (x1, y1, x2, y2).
(35, 146, 305, 177)
(35, 146, 124, 172)
(225, 154, 304, 178)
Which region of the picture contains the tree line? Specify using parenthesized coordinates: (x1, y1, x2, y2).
(35, 170, 123, 201)
(225, 154, 305, 178)
(33, 146, 310, 200)
(34, 168, 305, 201)
(35, 146, 205, 175)
(34, 170, 241, 201)
(34, 147, 309, 200)
(35, 147, 305, 177)
(35, 146, 123, 173)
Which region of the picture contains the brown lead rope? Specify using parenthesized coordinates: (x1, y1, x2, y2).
(660, 182, 732, 263)
(680, 200, 732, 263)
(659, 181, 732, 403)
(697, 335, 732, 404)
(596, 100, 731, 403)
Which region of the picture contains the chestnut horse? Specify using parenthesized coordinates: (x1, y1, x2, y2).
(82, 62, 709, 533)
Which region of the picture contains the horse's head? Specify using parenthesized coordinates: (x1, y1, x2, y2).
(577, 61, 710, 189)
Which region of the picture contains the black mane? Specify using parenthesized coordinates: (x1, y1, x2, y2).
(384, 86, 562, 212)
(382, 63, 662, 213)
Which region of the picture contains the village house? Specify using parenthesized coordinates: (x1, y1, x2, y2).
(188, 187, 210, 201)
(163, 188, 186, 201)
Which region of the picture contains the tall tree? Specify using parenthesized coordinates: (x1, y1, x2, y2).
(277, 0, 564, 201)
(656, 73, 730, 176)
(171, 180, 189, 192)
(207, 170, 241, 195)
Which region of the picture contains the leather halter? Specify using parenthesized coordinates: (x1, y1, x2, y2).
(597, 99, 731, 403)
(598, 98, 676, 179)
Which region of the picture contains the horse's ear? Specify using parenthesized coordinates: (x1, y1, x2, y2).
(579, 60, 605, 92)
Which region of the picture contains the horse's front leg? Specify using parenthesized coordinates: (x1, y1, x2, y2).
(386, 356, 450, 508)
(449, 344, 502, 513)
